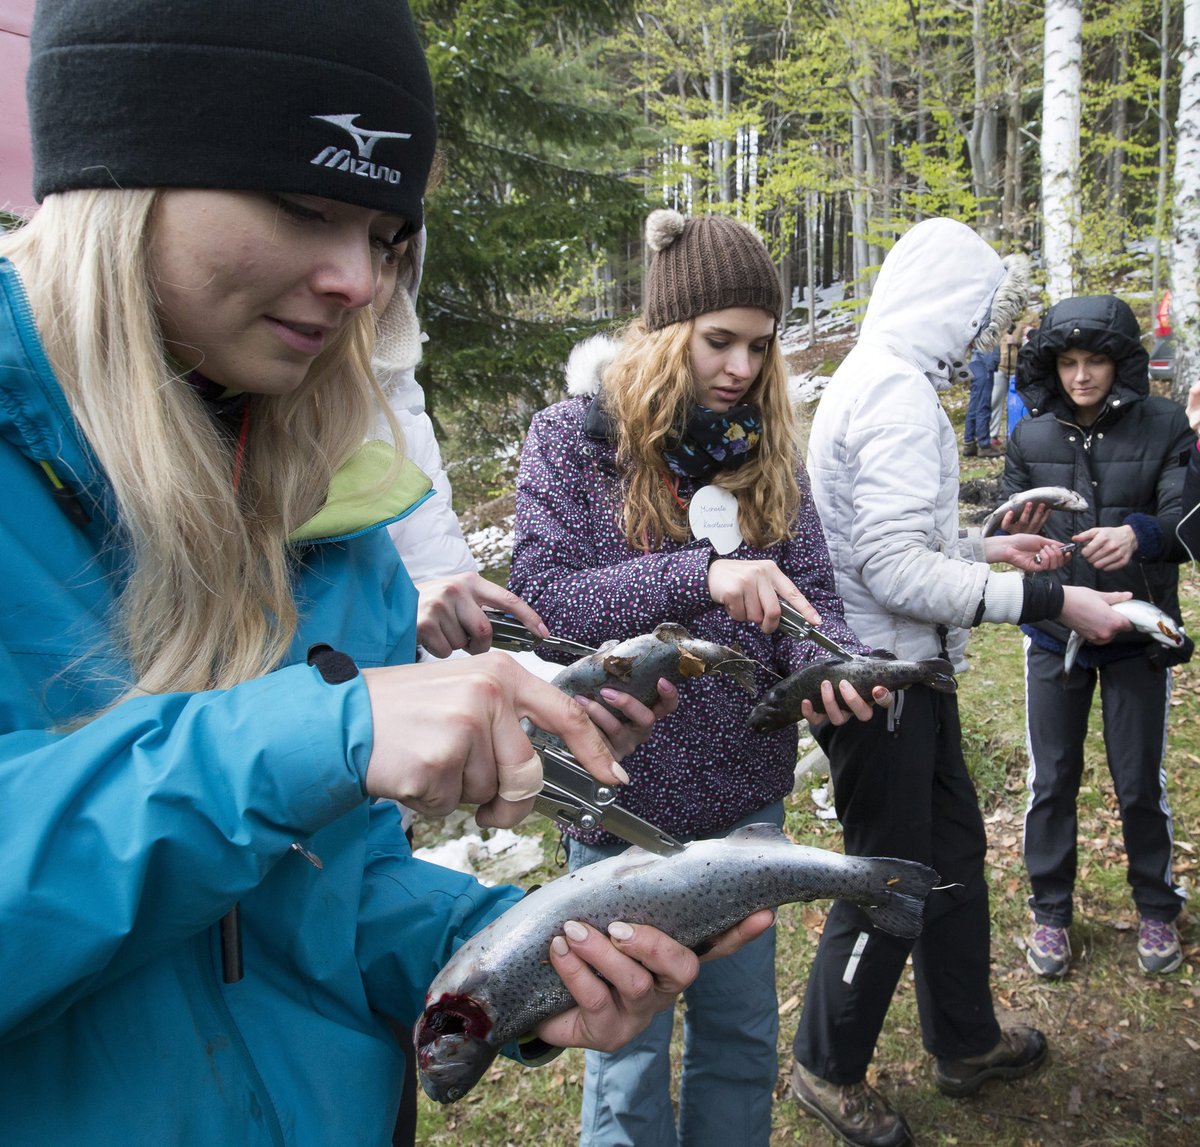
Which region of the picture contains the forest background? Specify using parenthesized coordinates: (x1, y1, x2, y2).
(410, 0, 1197, 508)
(406, 2, 1200, 1144)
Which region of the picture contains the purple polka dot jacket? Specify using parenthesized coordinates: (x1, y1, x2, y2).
(510, 395, 867, 845)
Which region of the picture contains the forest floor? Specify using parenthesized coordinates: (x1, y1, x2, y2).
(413, 364, 1200, 1147)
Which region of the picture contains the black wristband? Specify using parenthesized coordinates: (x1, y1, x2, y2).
(1018, 576, 1066, 625)
(306, 644, 359, 684)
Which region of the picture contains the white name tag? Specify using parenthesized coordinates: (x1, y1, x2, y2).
(688, 484, 743, 554)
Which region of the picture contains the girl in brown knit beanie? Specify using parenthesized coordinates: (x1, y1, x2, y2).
(510, 208, 885, 1147)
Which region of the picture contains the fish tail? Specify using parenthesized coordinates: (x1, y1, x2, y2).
(856, 856, 938, 939)
(1063, 631, 1083, 678)
(863, 893, 927, 940)
(919, 658, 957, 693)
(713, 656, 759, 693)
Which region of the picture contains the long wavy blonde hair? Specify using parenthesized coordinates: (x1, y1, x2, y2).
(603, 316, 801, 550)
(0, 189, 396, 700)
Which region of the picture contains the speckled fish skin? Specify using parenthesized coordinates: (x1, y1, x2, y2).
(981, 486, 1089, 536)
(550, 622, 757, 714)
(414, 824, 938, 1103)
(747, 655, 957, 732)
(1064, 599, 1185, 675)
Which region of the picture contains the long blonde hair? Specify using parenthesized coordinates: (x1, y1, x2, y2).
(0, 189, 394, 699)
(603, 316, 801, 550)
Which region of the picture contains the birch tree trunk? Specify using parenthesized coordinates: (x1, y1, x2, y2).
(1170, 0, 1200, 405)
(1041, 0, 1082, 300)
(1153, 0, 1172, 306)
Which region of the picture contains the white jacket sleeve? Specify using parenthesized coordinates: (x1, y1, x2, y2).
(382, 371, 477, 581)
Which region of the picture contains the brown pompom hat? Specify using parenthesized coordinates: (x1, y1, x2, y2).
(643, 208, 783, 331)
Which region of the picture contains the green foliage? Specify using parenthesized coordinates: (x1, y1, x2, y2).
(411, 1, 649, 416)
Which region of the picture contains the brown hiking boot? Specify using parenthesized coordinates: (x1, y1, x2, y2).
(790, 1061, 913, 1147)
(933, 1026, 1048, 1097)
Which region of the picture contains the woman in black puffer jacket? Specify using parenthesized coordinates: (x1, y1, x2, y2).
(1001, 294, 1194, 981)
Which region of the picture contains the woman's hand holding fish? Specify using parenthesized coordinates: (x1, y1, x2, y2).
(801, 679, 891, 728)
(416, 572, 548, 657)
(1058, 586, 1135, 644)
(532, 912, 775, 1054)
(707, 558, 819, 633)
(573, 679, 679, 759)
(999, 503, 1052, 536)
(1073, 525, 1137, 572)
(361, 653, 625, 828)
(983, 532, 1069, 571)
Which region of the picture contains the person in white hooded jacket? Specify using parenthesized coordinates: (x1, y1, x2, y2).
(788, 218, 1133, 1147)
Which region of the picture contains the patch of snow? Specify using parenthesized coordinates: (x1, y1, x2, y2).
(414, 827, 545, 886)
(467, 516, 514, 572)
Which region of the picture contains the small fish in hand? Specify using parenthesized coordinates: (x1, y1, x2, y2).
(747, 653, 956, 732)
(981, 486, 1089, 537)
(550, 622, 757, 718)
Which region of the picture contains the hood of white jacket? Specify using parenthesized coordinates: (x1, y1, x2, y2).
(859, 217, 1010, 392)
(565, 334, 618, 397)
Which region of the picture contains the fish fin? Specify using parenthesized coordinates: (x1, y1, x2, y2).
(859, 857, 939, 939)
(723, 823, 790, 846)
(652, 622, 692, 642)
(713, 657, 759, 693)
(862, 893, 928, 940)
(919, 658, 958, 693)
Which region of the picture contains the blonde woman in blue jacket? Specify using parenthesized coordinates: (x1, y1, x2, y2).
(0, 3, 770, 1143)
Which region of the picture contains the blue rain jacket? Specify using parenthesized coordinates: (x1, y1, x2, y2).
(0, 259, 521, 1145)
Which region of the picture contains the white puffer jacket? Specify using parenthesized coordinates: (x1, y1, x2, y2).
(806, 217, 1026, 669)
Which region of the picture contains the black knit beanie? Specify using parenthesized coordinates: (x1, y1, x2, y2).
(643, 209, 783, 331)
(27, 0, 436, 229)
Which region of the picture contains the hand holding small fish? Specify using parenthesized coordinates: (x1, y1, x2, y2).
(416, 572, 548, 658)
(707, 557, 820, 633)
(984, 532, 1068, 571)
(361, 653, 626, 828)
(1058, 585, 1135, 644)
(532, 911, 776, 1055)
(999, 501, 1052, 536)
(1073, 525, 1138, 572)
(801, 678, 892, 728)
(572, 678, 679, 759)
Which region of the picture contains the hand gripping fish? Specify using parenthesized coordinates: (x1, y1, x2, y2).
(1063, 599, 1186, 676)
(550, 622, 757, 716)
(981, 486, 1089, 537)
(414, 824, 938, 1103)
(747, 653, 956, 732)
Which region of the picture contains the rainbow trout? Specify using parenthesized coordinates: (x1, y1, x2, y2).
(414, 824, 937, 1103)
(981, 486, 1089, 537)
(550, 622, 757, 715)
(747, 654, 956, 732)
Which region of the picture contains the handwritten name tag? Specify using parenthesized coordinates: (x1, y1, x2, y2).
(688, 484, 743, 554)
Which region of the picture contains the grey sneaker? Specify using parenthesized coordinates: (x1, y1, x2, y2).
(1026, 923, 1071, 978)
(1137, 918, 1183, 975)
(934, 1026, 1048, 1097)
(790, 1061, 913, 1147)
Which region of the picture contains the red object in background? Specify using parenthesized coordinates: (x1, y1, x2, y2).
(0, 0, 36, 219)
(1155, 289, 1172, 337)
